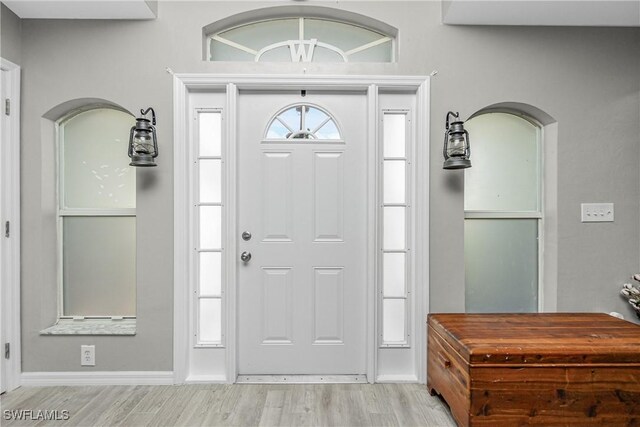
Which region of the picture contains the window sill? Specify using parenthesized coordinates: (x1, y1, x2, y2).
(40, 318, 136, 336)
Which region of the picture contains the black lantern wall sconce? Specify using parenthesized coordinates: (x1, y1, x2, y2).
(128, 107, 158, 167)
(443, 111, 471, 170)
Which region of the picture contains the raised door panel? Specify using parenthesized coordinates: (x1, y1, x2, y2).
(313, 267, 344, 344)
(313, 152, 344, 242)
(262, 152, 293, 242)
(261, 267, 293, 344)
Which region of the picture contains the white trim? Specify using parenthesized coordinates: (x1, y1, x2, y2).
(56, 122, 64, 318)
(175, 74, 428, 90)
(20, 371, 174, 386)
(58, 208, 136, 217)
(416, 79, 430, 384)
(224, 83, 238, 384)
(366, 84, 378, 384)
(173, 75, 429, 384)
(184, 374, 228, 384)
(299, 17, 304, 41)
(236, 375, 367, 384)
(211, 35, 257, 56)
(542, 123, 558, 312)
(537, 125, 545, 313)
(464, 211, 542, 219)
(1, 58, 21, 393)
(375, 374, 419, 383)
(345, 37, 392, 56)
(173, 75, 190, 384)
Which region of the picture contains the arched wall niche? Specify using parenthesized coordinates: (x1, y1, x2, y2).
(469, 101, 556, 126)
(36, 98, 136, 328)
(43, 97, 132, 122)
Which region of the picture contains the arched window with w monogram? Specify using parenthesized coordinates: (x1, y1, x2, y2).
(203, 8, 397, 63)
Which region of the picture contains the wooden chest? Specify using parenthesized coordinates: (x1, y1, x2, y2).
(427, 313, 640, 426)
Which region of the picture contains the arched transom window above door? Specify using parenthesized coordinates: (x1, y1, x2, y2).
(265, 104, 343, 141)
(207, 17, 395, 63)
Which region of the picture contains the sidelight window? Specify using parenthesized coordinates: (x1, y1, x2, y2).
(380, 111, 411, 347)
(195, 110, 225, 346)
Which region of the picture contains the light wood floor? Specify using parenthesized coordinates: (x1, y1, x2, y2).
(0, 383, 456, 427)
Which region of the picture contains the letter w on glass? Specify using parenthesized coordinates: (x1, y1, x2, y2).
(288, 39, 318, 62)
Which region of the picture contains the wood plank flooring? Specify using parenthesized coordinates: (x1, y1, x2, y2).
(0, 384, 456, 426)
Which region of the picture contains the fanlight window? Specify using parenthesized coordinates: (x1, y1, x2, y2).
(266, 104, 342, 141)
(209, 17, 393, 63)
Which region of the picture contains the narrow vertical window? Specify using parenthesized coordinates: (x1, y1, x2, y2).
(380, 111, 410, 347)
(58, 108, 136, 318)
(195, 110, 224, 346)
(464, 112, 542, 313)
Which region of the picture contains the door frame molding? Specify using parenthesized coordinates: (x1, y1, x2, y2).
(173, 75, 430, 384)
(1, 57, 22, 393)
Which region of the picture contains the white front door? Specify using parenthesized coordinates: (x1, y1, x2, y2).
(237, 90, 368, 375)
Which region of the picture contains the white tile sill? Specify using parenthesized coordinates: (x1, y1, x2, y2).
(40, 319, 136, 336)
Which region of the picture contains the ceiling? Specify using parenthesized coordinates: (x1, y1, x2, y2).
(2, 0, 639, 26)
(443, 0, 640, 27)
(2, 0, 157, 19)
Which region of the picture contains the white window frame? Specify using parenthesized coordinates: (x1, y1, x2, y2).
(464, 111, 544, 312)
(192, 108, 226, 348)
(56, 108, 137, 321)
(379, 109, 412, 348)
(264, 103, 344, 142)
(207, 17, 395, 63)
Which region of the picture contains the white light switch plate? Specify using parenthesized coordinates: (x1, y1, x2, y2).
(581, 203, 614, 222)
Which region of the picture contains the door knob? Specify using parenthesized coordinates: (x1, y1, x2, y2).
(240, 251, 252, 262)
(242, 231, 252, 241)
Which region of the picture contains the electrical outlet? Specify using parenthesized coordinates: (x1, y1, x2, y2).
(581, 203, 614, 222)
(81, 345, 95, 366)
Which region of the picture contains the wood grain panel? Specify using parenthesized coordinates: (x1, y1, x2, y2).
(469, 366, 640, 424)
(428, 313, 640, 426)
(428, 325, 471, 427)
(429, 313, 640, 365)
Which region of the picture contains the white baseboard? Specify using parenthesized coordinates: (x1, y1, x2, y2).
(184, 374, 228, 384)
(20, 371, 420, 386)
(375, 374, 419, 383)
(21, 371, 174, 386)
(236, 374, 367, 384)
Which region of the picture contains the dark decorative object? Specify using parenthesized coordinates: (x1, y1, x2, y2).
(128, 107, 158, 167)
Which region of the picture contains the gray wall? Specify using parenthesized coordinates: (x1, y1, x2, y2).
(1, 3, 22, 65)
(13, 1, 640, 372)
